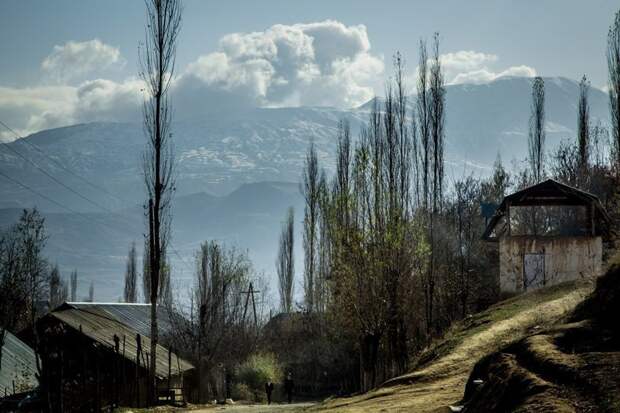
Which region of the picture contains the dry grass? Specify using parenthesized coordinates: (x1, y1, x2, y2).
(313, 280, 594, 413)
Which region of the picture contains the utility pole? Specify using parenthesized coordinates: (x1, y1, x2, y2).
(241, 282, 260, 329)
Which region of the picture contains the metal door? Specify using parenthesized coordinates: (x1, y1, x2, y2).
(524, 253, 545, 290)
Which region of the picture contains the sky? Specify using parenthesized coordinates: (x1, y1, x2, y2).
(0, 0, 618, 140)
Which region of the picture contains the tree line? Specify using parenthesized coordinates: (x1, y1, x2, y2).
(270, 10, 620, 392)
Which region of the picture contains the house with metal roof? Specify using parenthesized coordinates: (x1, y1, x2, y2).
(483, 179, 610, 293)
(0, 330, 38, 398)
(57, 302, 176, 338)
(36, 303, 194, 411)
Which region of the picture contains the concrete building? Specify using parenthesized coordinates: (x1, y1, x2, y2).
(482, 179, 609, 293)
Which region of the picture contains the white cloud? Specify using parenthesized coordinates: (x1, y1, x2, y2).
(0, 28, 542, 141)
(0, 21, 384, 139)
(0, 85, 76, 140)
(0, 78, 144, 140)
(0, 38, 142, 139)
(451, 65, 537, 85)
(42, 39, 124, 83)
(72, 78, 144, 123)
(440, 51, 498, 81)
(423, 50, 536, 85)
(180, 20, 384, 109)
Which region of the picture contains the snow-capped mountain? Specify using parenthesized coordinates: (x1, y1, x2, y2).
(0, 76, 609, 212)
(0, 76, 610, 300)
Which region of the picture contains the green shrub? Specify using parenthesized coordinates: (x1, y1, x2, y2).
(232, 382, 255, 402)
(236, 352, 283, 400)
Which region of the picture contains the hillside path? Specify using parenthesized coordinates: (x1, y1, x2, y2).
(314, 282, 592, 412)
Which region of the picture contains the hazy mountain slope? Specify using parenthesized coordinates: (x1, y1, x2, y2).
(443, 76, 609, 171)
(0, 181, 305, 301)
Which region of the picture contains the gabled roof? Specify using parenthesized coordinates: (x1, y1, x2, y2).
(0, 330, 38, 395)
(56, 302, 174, 338)
(44, 307, 193, 379)
(483, 179, 610, 240)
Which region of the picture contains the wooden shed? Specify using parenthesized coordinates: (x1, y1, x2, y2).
(36, 303, 194, 412)
(482, 179, 610, 293)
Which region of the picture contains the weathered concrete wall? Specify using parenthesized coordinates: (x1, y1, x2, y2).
(499, 236, 602, 293)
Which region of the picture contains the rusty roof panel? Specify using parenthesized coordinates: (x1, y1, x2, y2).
(0, 330, 38, 396)
(47, 308, 193, 379)
(60, 302, 174, 338)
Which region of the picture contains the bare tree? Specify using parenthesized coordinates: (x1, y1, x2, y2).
(139, 0, 182, 401)
(0, 210, 48, 392)
(591, 121, 611, 168)
(188, 241, 257, 400)
(335, 119, 352, 216)
(15, 209, 48, 375)
(70, 270, 77, 302)
(417, 39, 431, 211)
(578, 75, 590, 176)
(88, 281, 94, 302)
(159, 250, 172, 305)
(551, 139, 580, 188)
(142, 241, 170, 305)
(419, 33, 446, 337)
(277, 207, 295, 313)
(481, 155, 511, 205)
(429, 33, 445, 213)
(142, 235, 151, 302)
(124, 242, 138, 303)
(49, 265, 59, 306)
(301, 141, 320, 312)
(315, 171, 330, 313)
(609, 10, 620, 166)
(325, 55, 426, 388)
(528, 76, 546, 183)
(0, 228, 28, 334)
(49, 264, 67, 308)
(60, 280, 68, 306)
(452, 176, 482, 318)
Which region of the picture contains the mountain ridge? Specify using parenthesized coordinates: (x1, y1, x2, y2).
(0, 75, 612, 301)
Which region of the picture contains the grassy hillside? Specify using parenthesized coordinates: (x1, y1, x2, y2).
(460, 259, 620, 412)
(314, 280, 594, 413)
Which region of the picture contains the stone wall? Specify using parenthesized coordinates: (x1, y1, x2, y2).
(499, 236, 602, 293)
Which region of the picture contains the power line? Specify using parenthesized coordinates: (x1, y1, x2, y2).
(0, 119, 130, 206)
(0, 135, 117, 214)
(0, 169, 139, 242)
(0, 168, 193, 271)
(0, 169, 83, 216)
(0, 120, 193, 271)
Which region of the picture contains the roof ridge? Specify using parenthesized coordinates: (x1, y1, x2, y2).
(66, 302, 153, 306)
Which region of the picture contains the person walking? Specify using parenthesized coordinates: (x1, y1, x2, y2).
(265, 380, 274, 405)
(284, 372, 294, 404)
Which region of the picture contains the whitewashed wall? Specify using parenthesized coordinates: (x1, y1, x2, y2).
(499, 236, 603, 293)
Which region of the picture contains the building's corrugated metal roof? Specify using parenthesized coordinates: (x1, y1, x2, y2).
(0, 330, 38, 396)
(482, 179, 610, 240)
(59, 302, 174, 338)
(47, 308, 193, 379)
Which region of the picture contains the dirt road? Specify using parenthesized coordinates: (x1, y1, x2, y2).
(192, 402, 314, 412)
